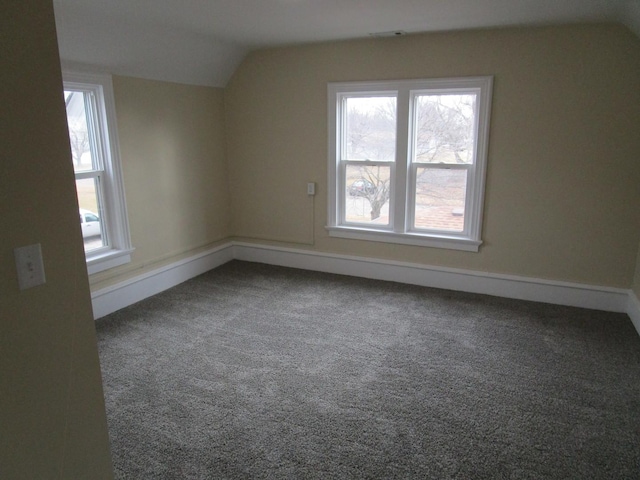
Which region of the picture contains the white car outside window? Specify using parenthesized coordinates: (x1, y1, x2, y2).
(80, 209, 102, 239)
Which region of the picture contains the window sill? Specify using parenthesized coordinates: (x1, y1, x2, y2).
(326, 226, 481, 252)
(86, 248, 134, 275)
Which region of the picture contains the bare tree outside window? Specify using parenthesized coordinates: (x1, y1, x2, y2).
(412, 94, 476, 230)
(65, 92, 92, 170)
(64, 90, 104, 251)
(343, 94, 475, 222)
(415, 94, 475, 164)
(329, 77, 492, 251)
(345, 97, 395, 221)
(68, 123, 90, 168)
(63, 72, 133, 274)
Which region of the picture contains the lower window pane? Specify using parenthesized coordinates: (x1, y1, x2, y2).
(76, 178, 106, 252)
(414, 168, 466, 232)
(345, 164, 391, 226)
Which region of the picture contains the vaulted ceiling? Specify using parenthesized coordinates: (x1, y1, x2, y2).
(53, 0, 640, 87)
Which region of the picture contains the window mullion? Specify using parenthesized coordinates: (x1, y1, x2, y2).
(338, 160, 347, 225)
(407, 163, 419, 232)
(393, 89, 410, 233)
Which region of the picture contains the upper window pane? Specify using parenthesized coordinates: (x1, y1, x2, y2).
(414, 93, 476, 164)
(65, 90, 99, 173)
(344, 96, 396, 162)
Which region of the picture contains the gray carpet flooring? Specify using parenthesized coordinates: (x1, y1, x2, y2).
(96, 260, 640, 479)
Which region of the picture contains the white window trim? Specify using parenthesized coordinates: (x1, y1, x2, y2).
(327, 77, 493, 252)
(63, 72, 133, 274)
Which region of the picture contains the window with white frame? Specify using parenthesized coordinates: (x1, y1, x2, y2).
(63, 72, 133, 274)
(327, 77, 492, 252)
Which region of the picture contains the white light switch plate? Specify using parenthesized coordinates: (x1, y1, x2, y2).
(14, 243, 46, 290)
(307, 182, 316, 195)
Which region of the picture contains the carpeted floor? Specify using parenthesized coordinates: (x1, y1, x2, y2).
(96, 260, 640, 479)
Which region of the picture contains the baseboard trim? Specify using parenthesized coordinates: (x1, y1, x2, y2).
(232, 242, 630, 314)
(91, 243, 234, 319)
(91, 240, 634, 323)
(627, 291, 640, 336)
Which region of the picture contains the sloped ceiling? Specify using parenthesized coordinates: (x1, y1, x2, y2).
(53, 0, 640, 87)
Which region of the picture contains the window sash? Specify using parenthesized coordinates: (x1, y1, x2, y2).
(339, 160, 395, 229)
(64, 72, 133, 274)
(409, 90, 479, 167)
(83, 90, 106, 172)
(407, 163, 473, 235)
(66, 84, 112, 253)
(338, 92, 399, 163)
(74, 171, 109, 251)
(74, 169, 105, 180)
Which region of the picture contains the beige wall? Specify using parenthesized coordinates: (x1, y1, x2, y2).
(0, 1, 113, 478)
(89, 76, 231, 291)
(225, 24, 640, 288)
(2, 8, 635, 479)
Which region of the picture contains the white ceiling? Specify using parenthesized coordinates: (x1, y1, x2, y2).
(53, 0, 640, 88)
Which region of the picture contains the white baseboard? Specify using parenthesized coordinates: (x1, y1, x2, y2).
(232, 242, 630, 314)
(91, 240, 634, 325)
(627, 291, 640, 336)
(91, 243, 234, 319)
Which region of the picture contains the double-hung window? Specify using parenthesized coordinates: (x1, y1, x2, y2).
(327, 77, 492, 252)
(63, 72, 133, 274)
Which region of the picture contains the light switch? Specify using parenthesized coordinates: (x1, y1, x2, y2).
(307, 182, 316, 196)
(14, 243, 46, 290)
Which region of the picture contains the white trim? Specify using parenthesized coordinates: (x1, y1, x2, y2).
(91, 241, 636, 332)
(326, 226, 481, 252)
(627, 291, 640, 337)
(87, 248, 133, 275)
(63, 71, 133, 275)
(232, 242, 629, 313)
(91, 243, 234, 319)
(327, 76, 493, 252)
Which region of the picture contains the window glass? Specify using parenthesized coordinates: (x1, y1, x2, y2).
(68, 118, 106, 253)
(414, 94, 476, 164)
(345, 164, 391, 226)
(64, 73, 132, 273)
(65, 91, 98, 172)
(328, 77, 492, 252)
(414, 168, 467, 232)
(344, 96, 396, 161)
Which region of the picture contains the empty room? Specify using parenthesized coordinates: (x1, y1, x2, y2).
(3, 0, 640, 478)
